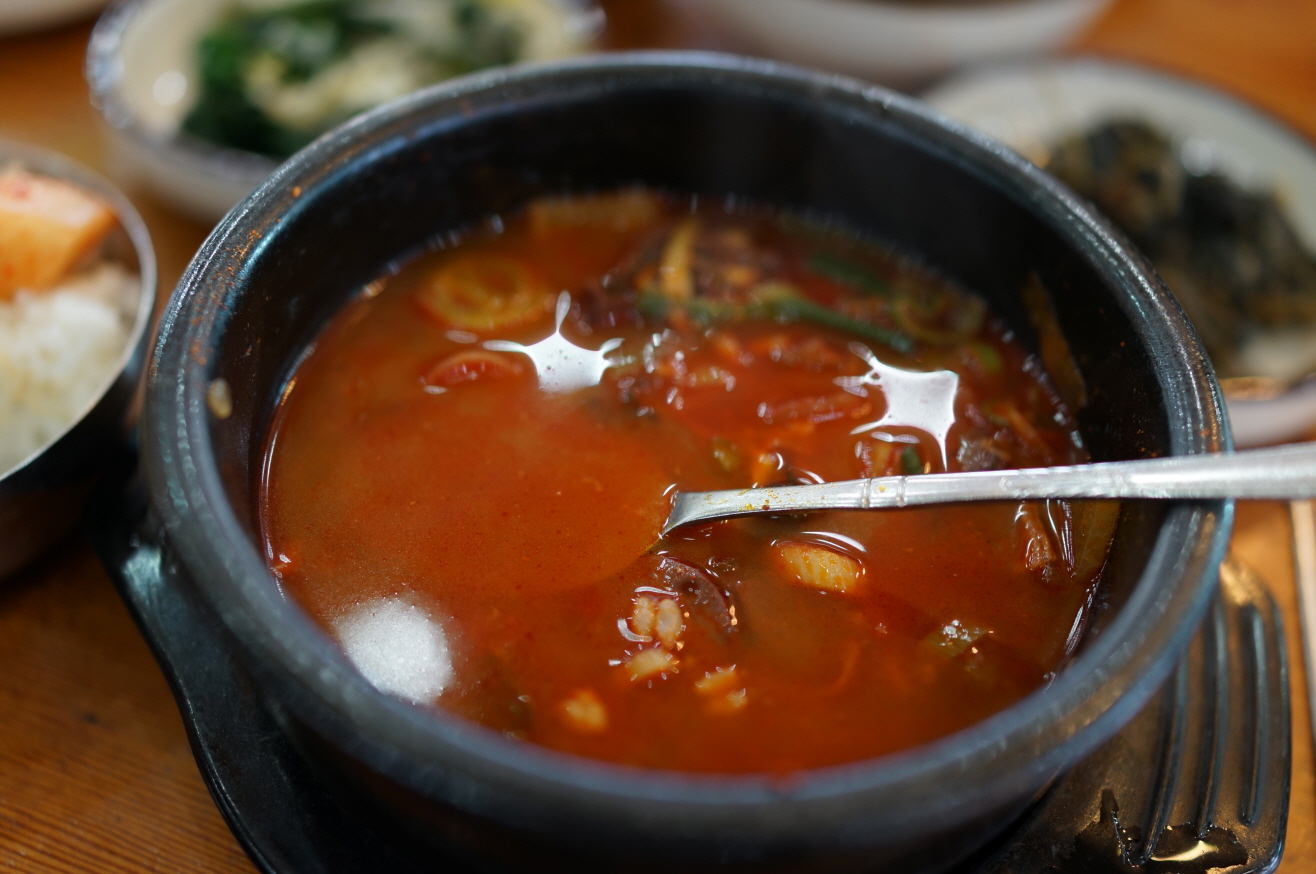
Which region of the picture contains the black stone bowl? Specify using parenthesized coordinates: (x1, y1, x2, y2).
(136, 53, 1231, 872)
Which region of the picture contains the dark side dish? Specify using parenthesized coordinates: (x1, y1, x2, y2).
(1047, 119, 1316, 379)
(258, 190, 1118, 773)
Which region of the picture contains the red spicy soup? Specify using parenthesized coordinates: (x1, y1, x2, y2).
(259, 190, 1117, 773)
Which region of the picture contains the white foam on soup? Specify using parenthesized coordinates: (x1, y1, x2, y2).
(334, 598, 453, 704)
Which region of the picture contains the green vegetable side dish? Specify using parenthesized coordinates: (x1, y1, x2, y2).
(183, 0, 592, 159)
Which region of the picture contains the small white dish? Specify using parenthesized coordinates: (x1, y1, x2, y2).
(925, 59, 1316, 447)
(703, 0, 1112, 86)
(88, 0, 287, 223)
(86, 0, 603, 224)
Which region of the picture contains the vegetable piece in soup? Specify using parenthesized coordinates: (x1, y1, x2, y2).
(259, 190, 1114, 773)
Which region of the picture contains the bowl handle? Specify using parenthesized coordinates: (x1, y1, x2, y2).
(84, 460, 433, 870)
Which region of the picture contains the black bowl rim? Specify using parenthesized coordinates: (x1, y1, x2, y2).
(143, 51, 1231, 839)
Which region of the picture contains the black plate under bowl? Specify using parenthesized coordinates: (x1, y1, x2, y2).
(89, 470, 1289, 874)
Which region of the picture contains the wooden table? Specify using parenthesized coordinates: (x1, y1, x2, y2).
(2, 1, 1314, 870)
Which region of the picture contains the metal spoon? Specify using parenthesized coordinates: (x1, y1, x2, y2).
(663, 442, 1316, 534)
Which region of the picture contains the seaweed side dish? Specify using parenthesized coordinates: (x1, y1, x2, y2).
(1046, 119, 1316, 380)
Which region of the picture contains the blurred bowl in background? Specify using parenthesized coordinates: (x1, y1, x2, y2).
(86, 0, 275, 223)
(703, 0, 1112, 87)
(86, 0, 604, 223)
(925, 58, 1316, 445)
(0, 139, 156, 578)
(0, 0, 107, 37)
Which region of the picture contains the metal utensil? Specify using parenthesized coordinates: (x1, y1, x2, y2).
(665, 442, 1316, 534)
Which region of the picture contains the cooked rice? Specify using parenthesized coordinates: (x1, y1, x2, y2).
(0, 262, 137, 474)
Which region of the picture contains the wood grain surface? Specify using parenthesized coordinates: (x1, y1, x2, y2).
(1, 1, 1313, 871)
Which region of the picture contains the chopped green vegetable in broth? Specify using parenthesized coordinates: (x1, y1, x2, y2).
(808, 251, 891, 296)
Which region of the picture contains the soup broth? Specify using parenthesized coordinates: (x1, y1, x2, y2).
(259, 190, 1115, 773)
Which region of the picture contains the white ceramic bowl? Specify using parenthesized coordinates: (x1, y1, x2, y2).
(702, 0, 1112, 86)
(86, 0, 604, 223)
(87, 0, 289, 223)
(925, 58, 1316, 446)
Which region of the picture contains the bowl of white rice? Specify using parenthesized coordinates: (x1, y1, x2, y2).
(0, 139, 155, 578)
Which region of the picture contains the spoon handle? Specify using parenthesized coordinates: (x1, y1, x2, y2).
(663, 442, 1316, 533)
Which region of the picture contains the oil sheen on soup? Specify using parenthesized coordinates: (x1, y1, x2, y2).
(259, 190, 1117, 774)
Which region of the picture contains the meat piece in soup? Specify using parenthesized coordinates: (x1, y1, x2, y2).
(259, 190, 1117, 773)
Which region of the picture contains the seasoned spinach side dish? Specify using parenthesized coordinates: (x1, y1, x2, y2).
(183, 0, 587, 158)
